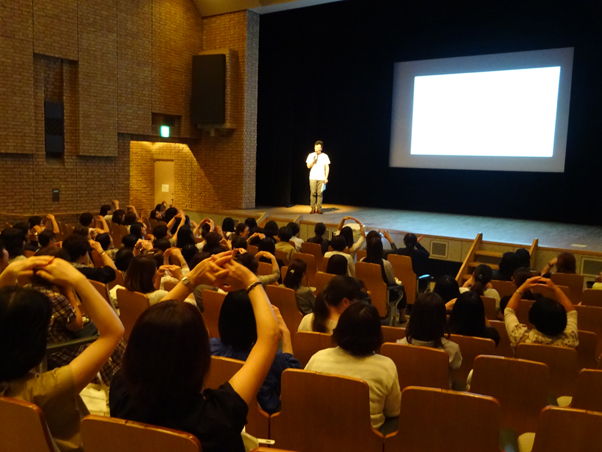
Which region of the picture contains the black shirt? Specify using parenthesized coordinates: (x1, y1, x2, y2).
(396, 243, 430, 277)
(76, 265, 116, 284)
(110, 373, 248, 452)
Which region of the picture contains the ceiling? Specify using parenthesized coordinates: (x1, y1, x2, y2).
(193, 0, 345, 17)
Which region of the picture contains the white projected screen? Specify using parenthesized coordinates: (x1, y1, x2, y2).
(389, 48, 574, 172)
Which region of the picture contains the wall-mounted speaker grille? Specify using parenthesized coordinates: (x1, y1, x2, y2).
(431, 241, 448, 259)
(582, 258, 602, 277)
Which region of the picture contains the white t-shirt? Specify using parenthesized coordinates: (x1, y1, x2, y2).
(307, 152, 331, 180)
(305, 347, 401, 429)
(324, 250, 355, 277)
(298, 313, 338, 334)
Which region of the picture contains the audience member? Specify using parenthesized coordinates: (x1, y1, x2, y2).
(335, 216, 366, 261)
(499, 267, 543, 314)
(515, 248, 531, 269)
(237, 251, 280, 286)
(287, 221, 303, 251)
(306, 222, 330, 255)
(221, 217, 235, 238)
(461, 264, 501, 307)
(115, 248, 134, 273)
(324, 235, 354, 276)
(448, 291, 500, 346)
(325, 254, 349, 276)
(396, 233, 430, 282)
(433, 274, 461, 304)
(541, 251, 577, 277)
(282, 258, 316, 315)
(38, 230, 57, 249)
(275, 227, 296, 264)
(492, 251, 520, 281)
(62, 234, 116, 283)
(111, 209, 125, 225)
(109, 255, 168, 307)
(0, 227, 26, 263)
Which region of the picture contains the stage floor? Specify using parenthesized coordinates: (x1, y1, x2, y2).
(216, 204, 602, 253)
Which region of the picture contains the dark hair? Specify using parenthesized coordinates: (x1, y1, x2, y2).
(283, 259, 307, 290)
(237, 253, 259, 275)
(263, 221, 278, 239)
(37, 230, 56, 248)
(115, 248, 135, 272)
(556, 252, 576, 274)
(231, 235, 247, 250)
(202, 232, 222, 253)
(315, 140, 323, 147)
(364, 237, 390, 285)
(122, 301, 210, 409)
(95, 233, 111, 251)
(79, 212, 94, 227)
(529, 297, 567, 336)
(176, 225, 196, 248)
(258, 237, 276, 255)
(287, 222, 300, 237)
(235, 223, 248, 237)
(498, 252, 520, 281)
(72, 225, 90, 238)
(121, 234, 138, 249)
(245, 218, 258, 233)
(333, 302, 382, 357)
(314, 222, 326, 237)
(0, 286, 53, 381)
(163, 207, 178, 224)
(112, 209, 125, 225)
(326, 254, 348, 276)
(100, 204, 112, 216)
(515, 248, 531, 269)
(153, 224, 168, 239)
(221, 217, 235, 233)
(406, 293, 448, 348)
(153, 238, 171, 253)
(512, 267, 533, 288)
(130, 222, 145, 240)
(366, 230, 381, 242)
(218, 290, 257, 350)
(471, 264, 493, 296)
(189, 252, 211, 270)
(181, 244, 199, 267)
(0, 228, 25, 259)
(403, 233, 418, 250)
(62, 234, 90, 261)
(28, 216, 43, 228)
(31, 248, 70, 284)
(125, 255, 158, 294)
(433, 275, 461, 303)
(123, 212, 137, 226)
(313, 276, 361, 333)
(278, 227, 292, 243)
(448, 291, 487, 337)
(330, 235, 346, 252)
(338, 227, 354, 248)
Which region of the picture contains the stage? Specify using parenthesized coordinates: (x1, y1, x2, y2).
(210, 204, 602, 254)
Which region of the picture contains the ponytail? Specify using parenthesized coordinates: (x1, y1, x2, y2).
(312, 292, 330, 333)
(470, 264, 493, 297)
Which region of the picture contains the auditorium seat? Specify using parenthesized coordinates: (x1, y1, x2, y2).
(293, 331, 333, 367)
(116, 288, 150, 341)
(570, 369, 602, 412)
(355, 261, 388, 318)
(247, 245, 259, 256)
(491, 280, 516, 298)
(275, 249, 288, 266)
(107, 269, 125, 291)
(488, 320, 514, 358)
(575, 305, 602, 356)
(89, 280, 113, 308)
(380, 343, 449, 391)
(0, 396, 57, 452)
(202, 289, 226, 339)
(270, 369, 384, 452)
(470, 355, 549, 435)
(581, 288, 602, 307)
(387, 254, 417, 305)
(81, 415, 201, 452)
(313, 271, 335, 295)
(516, 343, 578, 397)
(481, 296, 498, 320)
(384, 386, 501, 452)
(301, 241, 324, 271)
(265, 285, 303, 334)
(381, 326, 406, 345)
(448, 334, 496, 389)
(257, 261, 273, 276)
(576, 330, 599, 370)
(550, 273, 584, 304)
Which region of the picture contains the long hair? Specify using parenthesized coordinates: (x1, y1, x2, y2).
(283, 259, 307, 290)
(312, 276, 360, 333)
(363, 237, 388, 284)
(556, 252, 576, 274)
(406, 292, 448, 348)
(125, 255, 157, 294)
(471, 264, 493, 296)
(218, 290, 257, 351)
(448, 291, 487, 337)
(338, 227, 354, 248)
(122, 301, 210, 410)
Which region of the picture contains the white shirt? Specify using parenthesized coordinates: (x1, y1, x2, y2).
(307, 152, 331, 180)
(305, 347, 401, 429)
(324, 250, 355, 277)
(298, 313, 338, 334)
(397, 337, 462, 370)
(459, 287, 501, 307)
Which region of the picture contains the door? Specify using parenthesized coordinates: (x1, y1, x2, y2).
(154, 160, 174, 207)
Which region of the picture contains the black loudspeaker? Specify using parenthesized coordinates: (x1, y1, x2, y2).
(44, 101, 64, 155)
(191, 54, 226, 125)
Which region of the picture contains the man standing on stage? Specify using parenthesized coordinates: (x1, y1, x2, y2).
(306, 140, 330, 214)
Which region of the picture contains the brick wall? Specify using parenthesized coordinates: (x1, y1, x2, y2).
(0, 2, 258, 220)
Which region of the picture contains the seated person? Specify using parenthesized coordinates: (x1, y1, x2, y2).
(448, 291, 500, 346)
(515, 248, 532, 270)
(287, 222, 303, 251)
(62, 234, 116, 283)
(492, 252, 520, 281)
(95, 232, 117, 260)
(109, 254, 281, 452)
(325, 254, 349, 276)
(275, 227, 296, 264)
(230, 235, 248, 251)
(433, 274, 461, 305)
(324, 235, 355, 277)
(541, 251, 577, 277)
(504, 276, 578, 348)
(398, 293, 462, 370)
(498, 267, 542, 314)
(306, 222, 330, 255)
(460, 264, 501, 308)
(334, 217, 366, 261)
(298, 275, 361, 333)
(111, 209, 125, 225)
(305, 301, 401, 432)
(79, 212, 109, 236)
(38, 230, 58, 249)
(210, 290, 301, 414)
(109, 254, 169, 307)
(237, 251, 280, 286)
(221, 217, 235, 239)
(282, 258, 316, 315)
(262, 221, 279, 242)
(396, 233, 430, 286)
(0, 227, 26, 263)
(114, 248, 134, 273)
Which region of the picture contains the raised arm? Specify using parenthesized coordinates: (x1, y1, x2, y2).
(35, 258, 124, 393)
(337, 216, 350, 231)
(95, 215, 110, 233)
(540, 257, 557, 276)
(89, 240, 117, 271)
(46, 214, 60, 233)
(272, 305, 293, 355)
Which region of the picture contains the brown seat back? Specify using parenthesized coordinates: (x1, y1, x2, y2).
(570, 369, 602, 412)
(576, 330, 598, 370)
(356, 249, 367, 262)
(550, 273, 584, 304)
(575, 305, 602, 356)
(108, 269, 125, 291)
(89, 280, 112, 308)
(531, 406, 602, 452)
(355, 262, 387, 317)
(274, 249, 288, 266)
(81, 415, 200, 452)
(449, 334, 496, 385)
(293, 331, 333, 367)
(265, 285, 303, 334)
(470, 355, 549, 434)
(301, 241, 324, 271)
(481, 296, 498, 320)
(381, 326, 406, 344)
(116, 289, 150, 341)
(581, 289, 602, 307)
(387, 254, 417, 305)
(0, 396, 58, 452)
(515, 299, 535, 327)
(491, 280, 516, 298)
(247, 245, 258, 256)
(91, 249, 104, 268)
(257, 261, 273, 276)
(380, 343, 449, 392)
(385, 387, 501, 452)
(488, 320, 514, 358)
(270, 369, 384, 452)
(516, 343, 578, 397)
(202, 289, 226, 339)
(314, 271, 335, 296)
